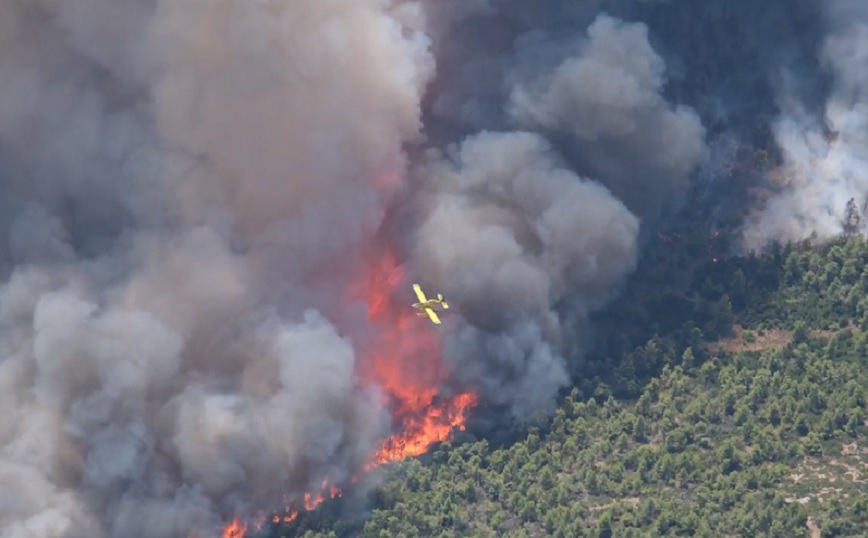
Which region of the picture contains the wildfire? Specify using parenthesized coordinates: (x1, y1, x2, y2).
(265, 480, 343, 528)
(222, 519, 246, 538)
(217, 249, 476, 538)
(370, 391, 477, 466)
(355, 250, 478, 465)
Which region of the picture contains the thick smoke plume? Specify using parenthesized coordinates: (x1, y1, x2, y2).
(402, 6, 703, 421)
(508, 15, 705, 222)
(1, 1, 430, 536)
(408, 131, 639, 419)
(419, 5, 705, 222)
(421, 0, 868, 255)
(10, 0, 862, 536)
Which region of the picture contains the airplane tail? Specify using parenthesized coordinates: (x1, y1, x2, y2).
(438, 294, 449, 309)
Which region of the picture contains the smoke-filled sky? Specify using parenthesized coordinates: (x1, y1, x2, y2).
(1, 1, 866, 536)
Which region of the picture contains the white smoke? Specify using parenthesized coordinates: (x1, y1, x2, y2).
(741, 2, 868, 250)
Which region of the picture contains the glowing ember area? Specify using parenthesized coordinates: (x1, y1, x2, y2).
(218, 249, 476, 537)
(218, 482, 343, 538)
(222, 519, 246, 538)
(370, 391, 477, 466)
(266, 481, 343, 527)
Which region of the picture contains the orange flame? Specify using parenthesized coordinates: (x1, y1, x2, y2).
(217, 232, 475, 538)
(370, 391, 477, 466)
(222, 519, 246, 538)
(265, 479, 343, 528)
(352, 250, 477, 467)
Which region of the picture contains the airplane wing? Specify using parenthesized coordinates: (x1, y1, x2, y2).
(425, 308, 441, 324)
(412, 283, 428, 303)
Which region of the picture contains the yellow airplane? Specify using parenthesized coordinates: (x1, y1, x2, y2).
(412, 283, 449, 324)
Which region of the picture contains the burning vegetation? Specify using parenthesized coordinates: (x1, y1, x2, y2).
(10, 1, 866, 537)
(355, 252, 477, 466)
(216, 250, 477, 537)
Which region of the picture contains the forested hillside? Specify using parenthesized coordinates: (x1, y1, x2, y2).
(278, 229, 868, 538)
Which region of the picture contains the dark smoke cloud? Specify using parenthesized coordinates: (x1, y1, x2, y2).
(411, 0, 868, 422)
(406, 4, 703, 421)
(419, 3, 705, 223)
(421, 0, 868, 253)
(508, 14, 705, 221)
(419, 1, 622, 138)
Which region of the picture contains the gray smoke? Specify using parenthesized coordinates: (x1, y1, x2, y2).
(0, 1, 431, 536)
(404, 6, 704, 420)
(419, 4, 705, 223)
(0, 0, 736, 535)
(401, 0, 868, 423)
(408, 132, 639, 420)
(508, 15, 705, 221)
(421, 0, 868, 255)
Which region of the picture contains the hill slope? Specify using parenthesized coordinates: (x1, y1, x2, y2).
(279, 234, 868, 538)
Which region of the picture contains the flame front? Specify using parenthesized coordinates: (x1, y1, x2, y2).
(222, 519, 246, 538)
(218, 248, 475, 538)
(354, 251, 477, 466)
(267, 480, 342, 528)
(371, 391, 478, 466)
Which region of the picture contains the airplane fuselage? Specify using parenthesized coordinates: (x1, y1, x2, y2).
(411, 284, 449, 324)
(412, 299, 445, 314)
